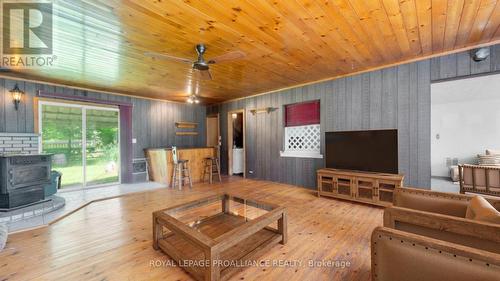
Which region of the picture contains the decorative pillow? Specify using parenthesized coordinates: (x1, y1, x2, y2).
(486, 149, 500, 156)
(477, 154, 500, 166)
(465, 196, 500, 224)
(0, 222, 7, 251)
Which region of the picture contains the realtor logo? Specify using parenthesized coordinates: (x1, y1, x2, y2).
(1, 0, 56, 68)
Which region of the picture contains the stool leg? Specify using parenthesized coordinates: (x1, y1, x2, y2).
(216, 159, 222, 182)
(205, 160, 210, 183)
(186, 162, 193, 189)
(177, 164, 182, 190)
(171, 164, 177, 189)
(202, 160, 207, 183)
(209, 161, 213, 184)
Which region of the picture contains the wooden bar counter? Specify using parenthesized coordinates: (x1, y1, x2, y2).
(144, 147, 216, 186)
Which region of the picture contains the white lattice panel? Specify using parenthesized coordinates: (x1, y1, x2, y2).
(284, 124, 320, 153)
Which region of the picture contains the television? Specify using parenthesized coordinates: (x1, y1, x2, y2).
(325, 129, 398, 174)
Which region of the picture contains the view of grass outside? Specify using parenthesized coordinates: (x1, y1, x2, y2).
(41, 104, 120, 189)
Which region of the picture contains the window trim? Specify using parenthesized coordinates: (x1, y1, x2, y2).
(279, 150, 323, 159)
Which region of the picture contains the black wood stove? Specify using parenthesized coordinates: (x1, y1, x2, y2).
(0, 154, 52, 209)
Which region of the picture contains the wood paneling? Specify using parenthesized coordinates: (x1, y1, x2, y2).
(210, 44, 500, 189)
(1, 177, 382, 281)
(0, 77, 206, 174)
(431, 44, 500, 80)
(3, 0, 500, 103)
(210, 62, 431, 189)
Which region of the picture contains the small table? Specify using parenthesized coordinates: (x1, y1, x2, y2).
(152, 193, 287, 281)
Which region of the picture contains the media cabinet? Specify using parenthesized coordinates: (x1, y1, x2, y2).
(317, 168, 404, 207)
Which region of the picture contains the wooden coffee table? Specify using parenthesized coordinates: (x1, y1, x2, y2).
(152, 193, 287, 281)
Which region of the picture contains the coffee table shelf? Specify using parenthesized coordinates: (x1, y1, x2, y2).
(153, 194, 287, 281)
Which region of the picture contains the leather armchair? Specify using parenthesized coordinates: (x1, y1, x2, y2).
(371, 227, 500, 281)
(371, 187, 500, 281)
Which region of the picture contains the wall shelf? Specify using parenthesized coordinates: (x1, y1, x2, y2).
(175, 121, 198, 129)
(175, 132, 198, 136)
(249, 107, 277, 115)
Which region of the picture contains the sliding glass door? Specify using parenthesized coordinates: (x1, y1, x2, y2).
(40, 101, 120, 189)
(85, 109, 120, 186)
(40, 104, 84, 188)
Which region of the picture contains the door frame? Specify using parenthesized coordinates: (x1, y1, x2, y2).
(38, 100, 121, 189)
(206, 113, 220, 147)
(227, 109, 246, 177)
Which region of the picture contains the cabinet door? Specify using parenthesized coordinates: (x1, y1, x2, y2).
(318, 174, 335, 193)
(378, 180, 397, 204)
(356, 178, 375, 200)
(336, 176, 352, 196)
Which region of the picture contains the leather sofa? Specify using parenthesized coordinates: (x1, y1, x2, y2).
(371, 187, 500, 281)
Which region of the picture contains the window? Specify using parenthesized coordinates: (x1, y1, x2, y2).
(280, 100, 322, 158)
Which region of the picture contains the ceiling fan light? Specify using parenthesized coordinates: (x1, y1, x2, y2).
(194, 98, 200, 104)
(187, 97, 193, 103)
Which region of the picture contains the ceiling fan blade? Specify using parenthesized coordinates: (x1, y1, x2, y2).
(197, 69, 212, 80)
(207, 50, 245, 64)
(144, 52, 193, 64)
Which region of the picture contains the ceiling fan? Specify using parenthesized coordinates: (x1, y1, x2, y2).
(145, 44, 245, 80)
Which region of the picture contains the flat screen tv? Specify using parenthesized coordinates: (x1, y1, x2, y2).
(325, 129, 398, 174)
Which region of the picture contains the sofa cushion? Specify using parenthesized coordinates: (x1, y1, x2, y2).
(466, 196, 500, 224)
(477, 154, 500, 166)
(486, 149, 500, 155)
(0, 222, 7, 251)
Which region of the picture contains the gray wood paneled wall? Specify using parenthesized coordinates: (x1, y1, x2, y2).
(1, 44, 499, 188)
(430, 45, 500, 81)
(209, 44, 500, 189)
(0, 78, 206, 160)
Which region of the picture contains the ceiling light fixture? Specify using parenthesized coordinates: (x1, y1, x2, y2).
(471, 47, 490, 62)
(187, 94, 200, 104)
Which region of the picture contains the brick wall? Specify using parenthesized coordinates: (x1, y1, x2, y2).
(0, 133, 39, 154)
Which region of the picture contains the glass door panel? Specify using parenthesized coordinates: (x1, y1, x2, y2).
(41, 104, 84, 189)
(85, 109, 120, 186)
(40, 102, 120, 189)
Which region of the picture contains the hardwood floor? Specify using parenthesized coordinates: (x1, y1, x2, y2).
(0, 177, 383, 281)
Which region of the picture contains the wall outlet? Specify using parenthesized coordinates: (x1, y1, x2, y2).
(248, 170, 254, 174)
(132, 138, 137, 144)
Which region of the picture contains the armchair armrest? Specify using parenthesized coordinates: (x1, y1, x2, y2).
(394, 187, 500, 216)
(371, 227, 500, 281)
(384, 206, 500, 253)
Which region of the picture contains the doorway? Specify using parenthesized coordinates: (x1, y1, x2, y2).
(39, 101, 120, 189)
(206, 114, 220, 147)
(430, 73, 500, 193)
(227, 109, 245, 177)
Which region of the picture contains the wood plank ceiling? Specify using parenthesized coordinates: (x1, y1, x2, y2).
(3, 0, 500, 103)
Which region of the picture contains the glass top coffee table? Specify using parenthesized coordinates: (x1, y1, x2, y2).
(152, 193, 287, 281)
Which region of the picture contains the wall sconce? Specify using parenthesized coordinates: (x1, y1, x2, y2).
(10, 83, 24, 110)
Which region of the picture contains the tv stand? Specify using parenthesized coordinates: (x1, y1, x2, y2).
(317, 168, 404, 207)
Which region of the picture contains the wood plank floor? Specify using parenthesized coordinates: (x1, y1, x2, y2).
(0, 177, 383, 281)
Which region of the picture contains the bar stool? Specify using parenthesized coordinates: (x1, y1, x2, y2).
(171, 146, 192, 190)
(203, 156, 221, 184)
